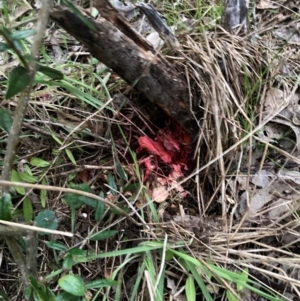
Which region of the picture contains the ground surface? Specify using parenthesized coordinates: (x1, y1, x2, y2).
(0, 0, 300, 300)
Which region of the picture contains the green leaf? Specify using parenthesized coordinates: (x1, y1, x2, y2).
(34, 210, 58, 235)
(63, 254, 73, 270)
(24, 164, 33, 176)
(165, 250, 174, 261)
(0, 41, 10, 52)
(37, 64, 64, 80)
(90, 230, 117, 241)
(0, 108, 13, 133)
(185, 276, 196, 301)
(85, 279, 118, 289)
(0, 193, 12, 221)
(237, 268, 248, 292)
(55, 291, 81, 301)
(23, 54, 35, 61)
(11, 29, 37, 40)
(95, 192, 105, 222)
(5, 66, 31, 99)
(30, 157, 50, 167)
(65, 183, 92, 209)
(18, 171, 38, 183)
(65, 148, 76, 164)
(123, 182, 140, 192)
(45, 241, 67, 251)
(184, 257, 213, 301)
(40, 178, 47, 208)
(23, 197, 33, 222)
(68, 248, 86, 256)
(65, 193, 82, 210)
(29, 276, 56, 301)
(11, 169, 25, 195)
(0, 290, 9, 301)
(107, 173, 117, 195)
(78, 195, 97, 208)
(58, 275, 86, 296)
(116, 162, 128, 181)
(52, 134, 62, 145)
(109, 206, 129, 215)
(227, 290, 238, 301)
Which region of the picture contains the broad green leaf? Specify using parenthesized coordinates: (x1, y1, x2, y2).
(18, 171, 38, 183)
(64, 193, 82, 210)
(29, 276, 56, 301)
(85, 279, 118, 289)
(63, 254, 73, 270)
(55, 291, 81, 301)
(23, 197, 33, 222)
(95, 191, 105, 222)
(0, 41, 10, 52)
(24, 164, 33, 176)
(5, 66, 31, 99)
(45, 241, 67, 251)
(185, 276, 196, 301)
(58, 275, 86, 296)
(116, 162, 128, 181)
(0, 108, 13, 133)
(107, 173, 117, 195)
(1, 27, 12, 38)
(123, 182, 140, 192)
(0, 290, 9, 301)
(65, 183, 92, 209)
(40, 178, 47, 207)
(37, 64, 64, 80)
(24, 286, 32, 301)
(11, 169, 25, 195)
(34, 210, 58, 235)
(90, 230, 117, 241)
(78, 195, 97, 208)
(30, 157, 50, 167)
(0, 193, 12, 221)
(11, 29, 37, 40)
(65, 148, 76, 164)
(68, 248, 86, 256)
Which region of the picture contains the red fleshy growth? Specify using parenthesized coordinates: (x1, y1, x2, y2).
(139, 157, 156, 180)
(138, 136, 173, 164)
(137, 127, 193, 192)
(157, 129, 181, 152)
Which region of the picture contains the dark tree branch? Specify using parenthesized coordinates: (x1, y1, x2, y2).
(50, 3, 199, 137)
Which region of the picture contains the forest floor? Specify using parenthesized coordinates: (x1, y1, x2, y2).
(0, 0, 300, 300)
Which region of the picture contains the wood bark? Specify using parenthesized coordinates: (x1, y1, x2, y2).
(49, 2, 199, 137)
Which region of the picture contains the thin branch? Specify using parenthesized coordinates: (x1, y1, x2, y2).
(0, 0, 53, 291)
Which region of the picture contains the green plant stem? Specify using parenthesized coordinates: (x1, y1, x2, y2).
(1, 89, 31, 192)
(5, 237, 30, 286)
(0, 27, 30, 70)
(0, 0, 53, 293)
